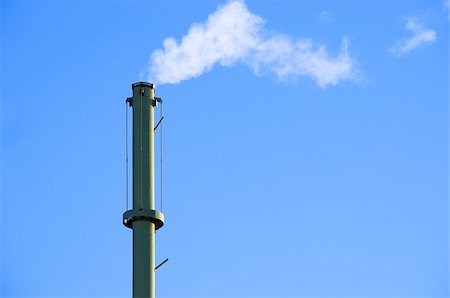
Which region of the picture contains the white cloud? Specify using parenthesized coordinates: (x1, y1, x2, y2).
(319, 10, 333, 24)
(390, 18, 436, 56)
(149, 0, 358, 88)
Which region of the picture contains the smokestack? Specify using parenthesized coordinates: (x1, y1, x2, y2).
(123, 82, 164, 298)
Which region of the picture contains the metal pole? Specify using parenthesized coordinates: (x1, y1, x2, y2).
(123, 82, 164, 298)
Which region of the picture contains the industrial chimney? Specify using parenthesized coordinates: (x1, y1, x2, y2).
(123, 82, 164, 298)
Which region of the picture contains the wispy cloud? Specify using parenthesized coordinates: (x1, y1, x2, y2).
(148, 0, 358, 88)
(319, 10, 333, 24)
(390, 18, 436, 56)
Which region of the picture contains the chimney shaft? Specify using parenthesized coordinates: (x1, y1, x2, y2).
(123, 82, 164, 298)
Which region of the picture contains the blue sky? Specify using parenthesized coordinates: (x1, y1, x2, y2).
(1, 0, 449, 297)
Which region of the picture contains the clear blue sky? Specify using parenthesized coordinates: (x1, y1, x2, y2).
(1, 0, 449, 297)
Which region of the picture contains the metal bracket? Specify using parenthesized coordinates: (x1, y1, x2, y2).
(155, 258, 169, 271)
(151, 97, 162, 107)
(154, 116, 164, 132)
(126, 97, 133, 107)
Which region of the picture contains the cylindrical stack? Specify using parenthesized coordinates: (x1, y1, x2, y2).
(123, 82, 164, 298)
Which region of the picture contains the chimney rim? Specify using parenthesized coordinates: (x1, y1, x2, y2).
(132, 81, 154, 89)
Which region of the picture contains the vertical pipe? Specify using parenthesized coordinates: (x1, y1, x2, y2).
(131, 82, 155, 298)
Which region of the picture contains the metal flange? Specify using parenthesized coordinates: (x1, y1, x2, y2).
(123, 209, 164, 230)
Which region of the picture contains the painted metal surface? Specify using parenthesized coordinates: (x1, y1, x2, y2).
(123, 82, 164, 298)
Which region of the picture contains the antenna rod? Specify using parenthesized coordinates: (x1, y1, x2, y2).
(123, 82, 164, 298)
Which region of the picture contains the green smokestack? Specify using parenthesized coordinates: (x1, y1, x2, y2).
(123, 82, 164, 298)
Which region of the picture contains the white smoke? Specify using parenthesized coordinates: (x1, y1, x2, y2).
(149, 0, 357, 87)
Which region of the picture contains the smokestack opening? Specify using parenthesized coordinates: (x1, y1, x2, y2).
(132, 81, 154, 89)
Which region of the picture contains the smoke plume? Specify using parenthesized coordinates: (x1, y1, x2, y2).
(148, 1, 357, 87)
